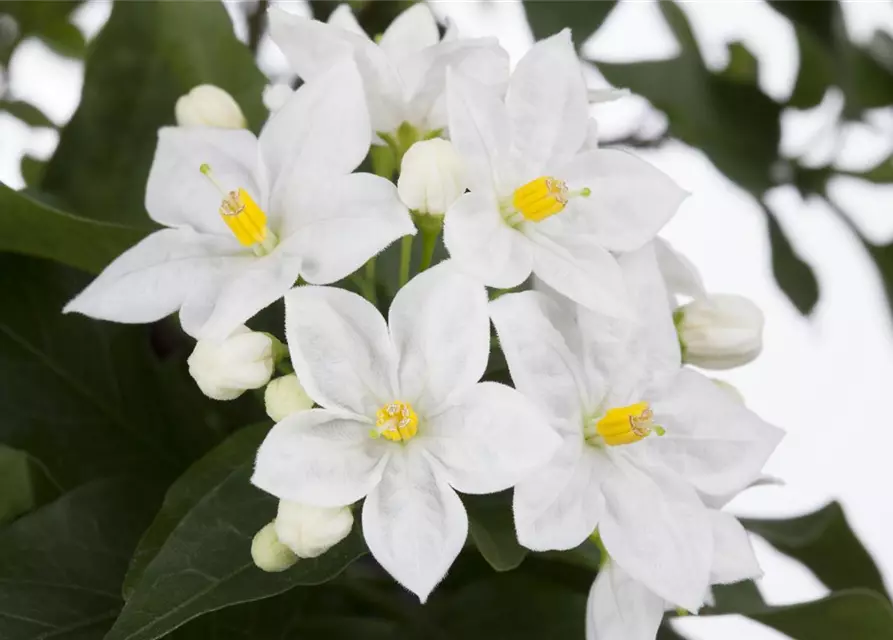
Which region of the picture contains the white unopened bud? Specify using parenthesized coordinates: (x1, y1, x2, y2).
(676, 294, 764, 370)
(262, 83, 294, 114)
(264, 374, 314, 422)
(187, 326, 274, 400)
(274, 500, 353, 559)
(251, 521, 298, 572)
(175, 84, 247, 129)
(397, 138, 467, 215)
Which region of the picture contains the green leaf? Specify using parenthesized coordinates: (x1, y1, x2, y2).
(108, 461, 367, 640)
(41, 0, 267, 228)
(123, 423, 270, 599)
(750, 590, 893, 639)
(0, 1, 86, 63)
(20, 156, 46, 189)
(522, 1, 617, 49)
(594, 3, 781, 196)
(765, 210, 819, 315)
(0, 444, 59, 524)
(0, 182, 146, 274)
(0, 477, 163, 640)
(0, 254, 250, 489)
(464, 491, 527, 572)
(743, 501, 887, 597)
(0, 100, 54, 128)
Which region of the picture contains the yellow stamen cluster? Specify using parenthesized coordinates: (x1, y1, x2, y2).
(200, 163, 274, 251)
(512, 176, 570, 222)
(595, 401, 664, 447)
(373, 401, 418, 442)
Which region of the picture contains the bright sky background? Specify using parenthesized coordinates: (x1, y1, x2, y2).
(2, 2, 893, 639)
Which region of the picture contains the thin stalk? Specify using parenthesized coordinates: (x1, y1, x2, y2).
(399, 235, 414, 286)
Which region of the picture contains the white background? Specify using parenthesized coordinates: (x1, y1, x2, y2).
(2, 1, 893, 638)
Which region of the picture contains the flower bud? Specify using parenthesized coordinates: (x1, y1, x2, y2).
(274, 500, 353, 559)
(675, 294, 764, 370)
(251, 521, 298, 572)
(397, 138, 467, 215)
(187, 326, 274, 400)
(175, 84, 247, 129)
(264, 374, 314, 422)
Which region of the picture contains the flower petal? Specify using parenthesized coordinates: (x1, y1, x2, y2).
(710, 511, 762, 585)
(378, 3, 439, 64)
(447, 69, 512, 193)
(63, 228, 246, 335)
(586, 561, 665, 640)
(598, 459, 712, 611)
(260, 58, 370, 193)
(513, 435, 612, 551)
(362, 448, 467, 602)
(145, 127, 262, 235)
(422, 381, 560, 494)
(655, 238, 706, 300)
(528, 230, 630, 317)
(507, 29, 588, 174)
(194, 251, 304, 341)
(252, 408, 389, 506)
(489, 290, 595, 422)
(284, 285, 398, 416)
(389, 262, 489, 413)
(559, 149, 687, 253)
(279, 172, 414, 285)
(327, 4, 365, 35)
(650, 368, 784, 500)
(443, 191, 534, 289)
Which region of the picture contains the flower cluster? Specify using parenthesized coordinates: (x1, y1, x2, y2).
(63, 5, 781, 639)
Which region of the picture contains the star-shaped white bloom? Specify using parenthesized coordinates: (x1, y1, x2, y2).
(587, 510, 762, 640)
(444, 30, 686, 315)
(252, 262, 560, 602)
(489, 243, 782, 611)
(268, 3, 509, 141)
(64, 61, 413, 340)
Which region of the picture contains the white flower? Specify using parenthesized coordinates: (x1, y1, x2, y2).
(268, 3, 509, 141)
(587, 511, 762, 640)
(265, 373, 314, 422)
(175, 84, 247, 129)
(397, 138, 467, 215)
(444, 30, 686, 315)
(64, 61, 414, 340)
(676, 294, 764, 370)
(275, 500, 354, 559)
(654, 237, 706, 303)
(187, 326, 273, 400)
(252, 262, 559, 602)
(489, 243, 782, 611)
(251, 521, 298, 572)
(262, 83, 294, 113)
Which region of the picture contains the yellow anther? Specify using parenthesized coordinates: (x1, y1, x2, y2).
(200, 164, 272, 249)
(595, 402, 664, 447)
(512, 176, 569, 222)
(373, 401, 419, 442)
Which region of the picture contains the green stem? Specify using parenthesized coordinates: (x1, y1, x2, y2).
(364, 257, 378, 305)
(419, 225, 439, 271)
(399, 235, 414, 286)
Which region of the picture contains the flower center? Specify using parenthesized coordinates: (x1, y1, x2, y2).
(372, 401, 419, 442)
(586, 401, 665, 447)
(200, 164, 278, 256)
(507, 176, 591, 224)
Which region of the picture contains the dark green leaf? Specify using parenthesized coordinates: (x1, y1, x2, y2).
(751, 590, 893, 638)
(123, 424, 270, 600)
(41, 0, 267, 228)
(0, 477, 163, 640)
(0, 255, 247, 489)
(108, 464, 366, 640)
(464, 491, 527, 572)
(540, 538, 603, 573)
(0, 100, 54, 128)
(0, 444, 60, 524)
(20, 156, 46, 189)
(0, 182, 146, 274)
(765, 211, 819, 315)
(0, 1, 86, 62)
(743, 501, 887, 597)
(522, 1, 617, 49)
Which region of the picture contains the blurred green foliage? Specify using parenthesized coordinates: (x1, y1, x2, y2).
(0, 1, 891, 639)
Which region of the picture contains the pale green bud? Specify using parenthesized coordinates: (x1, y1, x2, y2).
(275, 501, 353, 559)
(676, 294, 764, 370)
(175, 84, 247, 129)
(264, 374, 314, 422)
(251, 521, 298, 572)
(187, 326, 274, 401)
(397, 138, 467, 216)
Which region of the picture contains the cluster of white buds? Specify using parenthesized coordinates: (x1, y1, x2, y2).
(252, 501, 354, 572)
